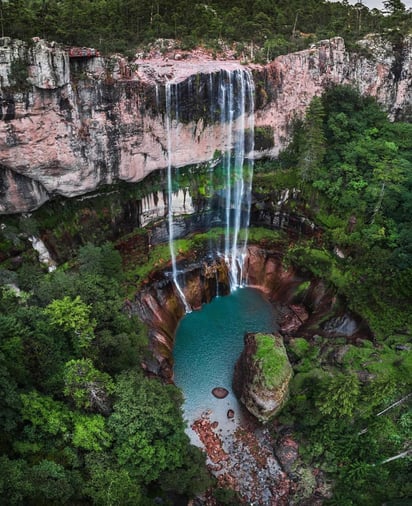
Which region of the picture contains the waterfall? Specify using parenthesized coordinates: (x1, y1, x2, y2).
(239, 71, 255, 286)
(165, 81, 192, 313)
(164, 68, 254, 304)
(216, 69, 254, 289)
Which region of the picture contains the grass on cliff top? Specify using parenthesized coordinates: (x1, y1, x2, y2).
(254, 333, 291, 389)
(240, 227, 286, 245)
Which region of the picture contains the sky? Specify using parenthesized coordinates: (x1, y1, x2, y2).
(329, 0, 412, 10)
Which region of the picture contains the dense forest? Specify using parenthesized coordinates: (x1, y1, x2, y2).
(0, 87, 411, 504)
(1, 0, 412, 504)
(1, 0, 411, 57)
(255, 85, 412, 504)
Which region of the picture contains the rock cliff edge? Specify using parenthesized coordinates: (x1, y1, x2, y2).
(1, 35, 411, 213)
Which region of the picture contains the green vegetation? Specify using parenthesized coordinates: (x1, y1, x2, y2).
(268, 84, 412, 505)
(0, 28, 412, 506)
(0, 242, 212, 504)
(281, 338, 411, 505)
(254, 333, 291, 389)
(254, 126, 275, 151)
(276, 84, 412, 339)
(1, 0, 411, 57)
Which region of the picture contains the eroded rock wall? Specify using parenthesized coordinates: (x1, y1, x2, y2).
(135, 257, 231, 381)
(254, 35, 412, 155)
(1, 35, 411, 213)
(134, 245, 350, 381)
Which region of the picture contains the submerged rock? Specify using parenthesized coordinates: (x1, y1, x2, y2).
(233, 333, 293, 423)
(212, 387, 229, 399)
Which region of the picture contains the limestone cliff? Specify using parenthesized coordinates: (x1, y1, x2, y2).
(1, 35, 411, 213)
(233, 332, 293, 423)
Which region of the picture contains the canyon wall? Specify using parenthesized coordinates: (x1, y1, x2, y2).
(1, 35, 411, 213)
(135, 245, 345, 382)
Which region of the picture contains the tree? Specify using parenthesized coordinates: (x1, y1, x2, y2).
(367, 141, 406, 224)
(159, 445, 213, 496)
(44, 295, 96, 353)
(0, 455, 32, 504)
(72, 413, 112, 452)
(298, 96, 326, 182)
(316, 372, 360, 418)
(384, 0, 406, 14)
(84, 453, 144, 506)
(0, 351, 21, 433)
(78, 243, 122, 281)
(63, 358, 115, 414)
(109, 370, 193, 484)
(26, 459, 78, 504)
(20, 390, 71, 436)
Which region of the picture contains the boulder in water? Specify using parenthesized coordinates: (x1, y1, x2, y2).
(233, 332, 293, 423)
(212, 387, 229, 399)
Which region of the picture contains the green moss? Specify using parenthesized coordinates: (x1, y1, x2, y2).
(284, 244, 334, 278)
(293, 280, 311, 298)
(289, 337, 310, 359)
(254, 333, 291, 389)
(240, 227, 286, 245)
(252, 167, 301, 194)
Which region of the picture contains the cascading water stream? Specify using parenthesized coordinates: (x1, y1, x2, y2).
(239, 71, 255, 286)
(165, 81, 192, 313)
(217, 68, 255, 289)
(165, 68, 255, 304)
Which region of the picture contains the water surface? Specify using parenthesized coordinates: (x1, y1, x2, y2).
(173, 287, 278, 441)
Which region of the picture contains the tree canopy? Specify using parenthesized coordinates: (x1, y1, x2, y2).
(1, 0, 411, 55)
(0, 243, 211, 504)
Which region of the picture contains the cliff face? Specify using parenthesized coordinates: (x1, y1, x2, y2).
(254, 35, 412, 154)
(1, 35, 411, 213)
(135, 244, 356, 382)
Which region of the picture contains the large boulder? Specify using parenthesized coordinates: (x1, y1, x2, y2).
(233, 332, 292, 423)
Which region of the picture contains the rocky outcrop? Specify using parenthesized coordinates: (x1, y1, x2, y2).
(1, 35, 411, 213)
(135, 257, 232, 380)
(254, 35, 412, 155)
(233, 332, 293, 422)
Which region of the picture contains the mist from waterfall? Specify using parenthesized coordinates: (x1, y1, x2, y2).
(165, 68, 255, 310)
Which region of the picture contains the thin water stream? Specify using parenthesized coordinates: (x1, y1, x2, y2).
(173, 288, 278, 443)
(165, 69, 255, 312)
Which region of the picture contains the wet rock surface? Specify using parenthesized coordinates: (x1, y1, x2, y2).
(275, 435, 299, 472)
(192, 411, 285, 505)
(191, 412, 331, 505)
(278, 304, 309, 335)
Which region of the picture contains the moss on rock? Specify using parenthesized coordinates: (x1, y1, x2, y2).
(233, 332, 293, 423)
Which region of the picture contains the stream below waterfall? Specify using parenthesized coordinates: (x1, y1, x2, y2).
(173, 287, 278, 444)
